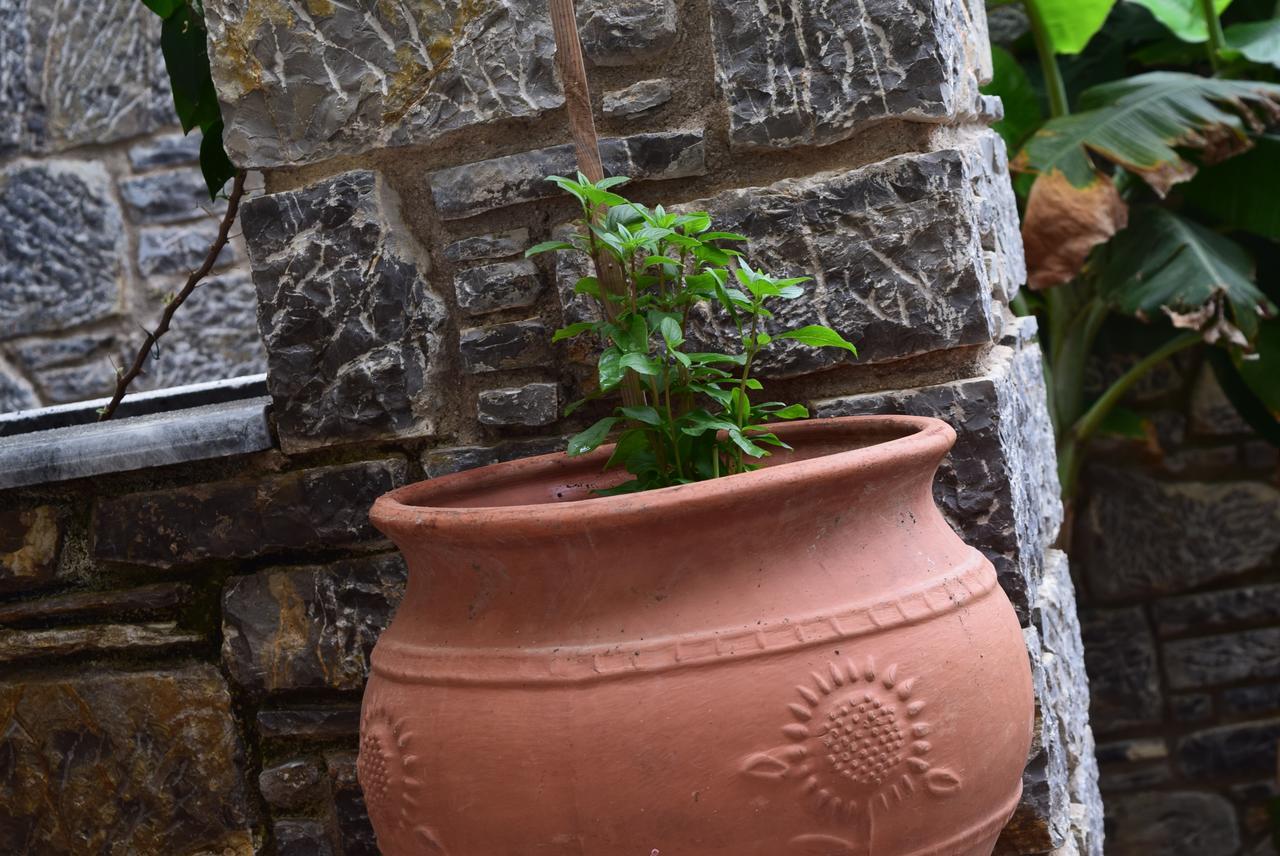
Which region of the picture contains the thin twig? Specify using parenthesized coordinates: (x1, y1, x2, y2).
(98, 169, 248, 421)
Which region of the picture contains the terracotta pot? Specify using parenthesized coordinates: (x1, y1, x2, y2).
(359, 416, 1033, 856)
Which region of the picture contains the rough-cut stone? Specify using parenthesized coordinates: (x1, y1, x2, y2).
(0, 621, 202, 663)
(257, 707, 361, 740)
(1178, 717, 1280, 779)
(0, 506, 62, 595)
(578, 0, 676, 65)
(0, 666, 253, 854)
(241, 170, 447, 452)
(204, 0, 562, 168)
(91, 458, 406, 568)
(453, 260, 544, 316)
(1222, 684, 1280, 716)
(0, 358, 38, 413)
(430, 130, 707, 220)
(444, 228, 529, 263)
(1105, 792, 1240, 856)
(423, 445, 502, 478)
(1155, 585, 1280, 637)
(0, 583, 192, 626)
(478, 383, 560, 426)
(259, 759, 325, 811)
(1170, 693, 1214, 722)
(459, 319, 552, 373)
(1164, 628, 1280, 690)
(128, 132, 203, 170)
(1190, 366, 1252, 436)
(119, 169, 223, 224)
(1080, 469, 1280, 600)
(1, 161, 123, 337)
(687, 138, 1019, 372)
(138, 222, 241, 276)
(326, 752, 380, 856)
(10, 331, 120, 371)
(815, 330, 1060, 621)
(222, 553, 406, 693)
(709, 0, 986, 148)
(275, 818, 334, 856)
(603, 78, 674, 118)
(1080, 607, 1163, 732)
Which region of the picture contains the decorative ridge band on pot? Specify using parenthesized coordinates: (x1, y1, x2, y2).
(370, 548, 994, 686)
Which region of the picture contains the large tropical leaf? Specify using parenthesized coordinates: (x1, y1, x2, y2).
(1125, 0, 1234, 42)
(1224, 19, 1280, 68)
(1023, 170, 1129, 288)
(1236, 318, 1280, 412)
(1030, 0, 1119, 54)
(983, 46, 1044, 154)
(1096, 207, 1275, 343)
(1183, 135, 1280, 238)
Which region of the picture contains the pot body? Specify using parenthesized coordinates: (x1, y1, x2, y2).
(360, 417, 1034, 856)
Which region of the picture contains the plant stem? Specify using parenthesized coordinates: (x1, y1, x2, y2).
(1024, 0, 1070, 117)
(1199, 0, 1227, 72)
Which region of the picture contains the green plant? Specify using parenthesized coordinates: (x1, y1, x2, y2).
(984, 0, 1280, 502)
(527, 174, 857, 493)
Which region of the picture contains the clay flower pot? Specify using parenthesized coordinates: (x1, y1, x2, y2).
(359, 415, 1033, 855)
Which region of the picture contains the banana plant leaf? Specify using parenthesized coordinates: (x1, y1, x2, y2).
(1125, 0, 1234, 43)
(1183, 135, 1280, 239)
(1030, 0, 1118, 54)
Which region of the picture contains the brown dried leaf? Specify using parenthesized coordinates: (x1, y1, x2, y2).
(1022, 170, 1129, 289)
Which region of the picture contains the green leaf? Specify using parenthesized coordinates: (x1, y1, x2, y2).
(764, 403, 809, 420)
(620, 406, 662, 426)
(526, 240, 574, 256)
(141, 0, 184, 17)
(776, 325, 858, 354)
(1029, 0, 1118, 54)
(619, 353, 659, 376)
(574, 276, 602, 298)
(595, 176, 631, 190)
(1182, 136, 1280, 239)
(1096, 406, 1150, 439)
(552, 321, 597, 342)
(1236, 318, 1280, 413)
(983, 46, 1044, 154)
(160, 7, 220, 133)
(1097, 207, 1274, 343)
(604, 428, 651, 470)
(700, 231, 749, 242)
(658, 316, 684, 349)
(598, 347, 624, 390)
(198, 121, 235, 201)
(1209, 346, 1280, 445)
(567, 417, 618, 456)
(1125, 0, 1233, 42)
(1224, 19, 1280, 68)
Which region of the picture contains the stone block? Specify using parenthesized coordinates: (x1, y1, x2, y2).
(1222, 684, 1280, 717)
(275, 819, 334, 856)
(444, 228, 529, 263)
(709, 0, 985, 149)
(119, 169, 223, 224)
(259, 759, 326, 812)
(0, 621, 202, 663)
(1104, 791, 1240, 856)
(1080, 469, 1280, 601)
(257, 707, 361, 740)
(430, 130, 707, 220)
(1079, 606, 1163, 732)
(128, 131, 203, 170)
(326, 752, 380, 856)
(815, 331, 1060, 621)
(0, 582, 192, 626)
(91, 458, 406, 569)
(422, 446, 501, 478)
(478, 383, 560, 426)
(603, 78, 674, 118)
(0, 160, 123, 337)
(138, 222, 241, 276)
(1170, 693, 1214, 723)
(459, 319, 552, 373)
(241, 170, 448, 452)
(0, 360, 38, 413)
(0, 665, 253, 854)
(0, 506, 62, 595)
(1178, 717, 1280, 779)
(204, 0, 562, 168)
(687, 137, 1019, 373)
(454, 260, 544, 316)
(1155, 584, 1280, 637)
(222, 553, 406, 693)
(577, 0, 676, 65)
(1165, 628, 1280, 690)
(1190, 366, 1252, 436)
(10, 331, 120, 371)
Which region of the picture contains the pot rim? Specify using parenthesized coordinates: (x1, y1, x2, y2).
(371, 415, 955, 538)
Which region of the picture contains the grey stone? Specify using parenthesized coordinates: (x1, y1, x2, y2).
(241, 170, 448, 453)
(709, 0, 985, 149)
(0, 621, 202, 664)
(459, 319, 551, 373)
(128, 132, 203, 170)
(430, 130, 707, 220)
(987, 4, 1030, 46)
(1104, 792, 1240, 856)
(138, 223, 241, 276)
(1243, 440, 1280, 472)
(1097, 762, 1174, 792)
(1170, 693, 1214, 722)
(222, 553, 406, 693)
(119, 170, 224, 225)
(0, 582, 192, 626)
(1190, 366, 1252, 436)
(454, 260, 544, 316)
(687, 138, 1019, 373)
(603, 78, 674, 118)
(1165, 628, 1280, 690)
(9, 332, 120, 371)
(1161, 445, 1240, 477)
(91, 458, 406, 568)
(0, 506, 62, 595)
(444, 228, 530, 263)
(204, 0, 562, 168)
(1095, 738, 1168, 766)
(257, 707, 361, 740)
(0, 397, 273, 491)
(259, 760, 325, 811)
(815, 333, 1061, 621)
(1179, 717, 1280, 779)
(1080, 607, 1163, 732)
(0, 160, 123, 337)
(326, 752, 379, 856)
(1222, 684, 1280, 716)
(422, 446, 501, 478)
(274, 819, 333, 856)
(478, 383, 559, 426)
(1080, 469, 1280, 600)
(577, 0, 676, 65)
(32, 362, 114, 406)
(0, 358, 38, 413)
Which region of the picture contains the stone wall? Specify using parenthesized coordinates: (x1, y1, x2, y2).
(0, 0, 1103, 854)
(1075, 350, 1280, 856)
(0, 0, 264, 412)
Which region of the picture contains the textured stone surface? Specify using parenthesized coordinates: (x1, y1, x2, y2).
(0, 160, 123, 337)
(1222, 684, 1280, 716)
(709, 0, 986, 148)
(1189, 367, 1252, 436)
(1080, 606, 1163, 732)
(603, 78, 674, 118)
(422, 445, 501, 478)
(326, 752, 380, 856)
(1164, 627, 1280, 690)
(578, 0, 676, 65)
(275, 818, 334, 856)
(0, 582, 192, 626)
(0, 359, 38, 413)
(138, 222, 241, 276)
(477, 383, 560, 426)
(91, 458, 406, 568)
(128, 132, 203, 170)
(1178, 717, 1280, 779)
(453, 260, 544, 316)
(0, 506, 62, 595)
(259, 759, 325, 811)
(444, 228, 529, 262)
(119, 169, 223, 224)
(0, 621, 202, 663)
(686, 138, 1019, 372)
(815, 330, 1060, 621)
(204, 0, 562, 168)
(222, 553, 406, 693)
(459, 319, 552, 373)
(430, 130, 707, 220)
(257, 707, 361, 740)
(0, 666, 253, 853)
(242, 170, 447, 452)
(1080, 469, 1280, 600)
(1105, 792, 1240, 856)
